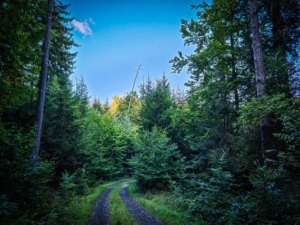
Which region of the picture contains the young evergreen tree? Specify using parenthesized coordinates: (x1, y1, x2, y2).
(131, 128, 182, 190)
(75, 75, 89, 118)
(139, 74, 174, 131)
(91, 97, 104, 114)
(41, 0, 80, 176)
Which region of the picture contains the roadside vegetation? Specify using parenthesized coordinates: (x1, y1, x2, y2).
(69, 181, 123, 225)
(127, 184, 206, 225)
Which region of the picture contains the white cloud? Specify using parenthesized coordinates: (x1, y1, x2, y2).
(71, 19, 93, 37)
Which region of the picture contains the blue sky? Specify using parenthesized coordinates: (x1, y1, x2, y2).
(64, 0, 201, 102)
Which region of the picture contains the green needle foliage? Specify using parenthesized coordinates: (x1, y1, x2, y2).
(130, 127, 182, 191)
(127, 183, 205, 225)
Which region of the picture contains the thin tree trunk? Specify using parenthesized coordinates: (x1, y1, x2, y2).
(230, 32, 239, 111)
(128, 64, 142, 115)
(33, 0, 54, 159)
(249, 0, 273, 160)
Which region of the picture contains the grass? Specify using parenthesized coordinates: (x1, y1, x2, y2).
(69, 179, 203, 225)
(127, 183, 207, 225)
(109, 181, 138, 225)
(69, 180, 124, 225)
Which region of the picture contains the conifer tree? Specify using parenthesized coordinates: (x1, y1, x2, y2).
(0, 0, 44, 118)
(139, 74, 174, 131)
(41, 0, 80, 175)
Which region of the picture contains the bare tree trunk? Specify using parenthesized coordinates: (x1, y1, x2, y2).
(249, 0, 273, 161)
(33, 0, 54, 159)
(128, 64, 142, 115)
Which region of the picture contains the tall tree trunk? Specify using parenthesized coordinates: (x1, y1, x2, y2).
(33, 0, 54, 159)
(249, 0, 273, 160)
(230, 32, 239, 111)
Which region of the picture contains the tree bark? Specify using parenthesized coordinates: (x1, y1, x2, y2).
(249, 0, 273, 160)
(33, 0, 54, 159)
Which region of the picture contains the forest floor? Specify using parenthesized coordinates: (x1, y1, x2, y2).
(88, 181, 164, 225)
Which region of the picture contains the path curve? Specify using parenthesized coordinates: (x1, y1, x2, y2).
(88, 182, 120, 225)
(120, 183, 165, 225)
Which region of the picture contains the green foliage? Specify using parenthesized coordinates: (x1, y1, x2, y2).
(78, 110, 133, 183)
(128, 183, 205, 225)
(0, 0, 299, 223)
(116, 91, 141, 123)
(238, 94, 290, 128)
(168, 104, 210, 169)
(131, 128, 182, 190)
(239, 95, 300, 166)
(0, 0, 44, 115)
(139, 75, 174, 131)
(174, 158, 239, 224)
(42, 76, 81, 177)
(243, 165, 300, 224)
(69, 180, 123, 225)
(0, 195, 17, 217)
(274, 100, 300, 141)
(0, 125, 54, 224)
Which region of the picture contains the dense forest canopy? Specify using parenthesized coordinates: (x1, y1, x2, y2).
(0, 0, 299, 224)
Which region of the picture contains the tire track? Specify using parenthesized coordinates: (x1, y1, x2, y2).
(88, 182, 120, 225)
(120, 183, 165, 225)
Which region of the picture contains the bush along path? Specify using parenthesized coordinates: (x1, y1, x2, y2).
(120, 182, 165, 225)
(88, 182, 121, 225)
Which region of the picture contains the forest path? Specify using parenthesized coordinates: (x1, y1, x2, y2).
(88, 182, 120, 225)
(88, 181, 164, 225)
(120, 182, 165, 225)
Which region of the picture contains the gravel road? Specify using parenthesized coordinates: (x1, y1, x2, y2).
(88, 182, 120, 225)
(120, 182, 165, 225)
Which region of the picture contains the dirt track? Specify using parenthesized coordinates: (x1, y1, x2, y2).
(120, 183, 164, 225)
(88, 182, 120, 225)
(88, 182, 164, 225)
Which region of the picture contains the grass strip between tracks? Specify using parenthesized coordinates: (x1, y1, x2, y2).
(109, 181, 138, 225)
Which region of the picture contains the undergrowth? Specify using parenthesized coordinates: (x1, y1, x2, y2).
(127, 183, 206, 225)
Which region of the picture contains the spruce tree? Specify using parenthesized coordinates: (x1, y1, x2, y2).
(139, 74, 174, 131)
